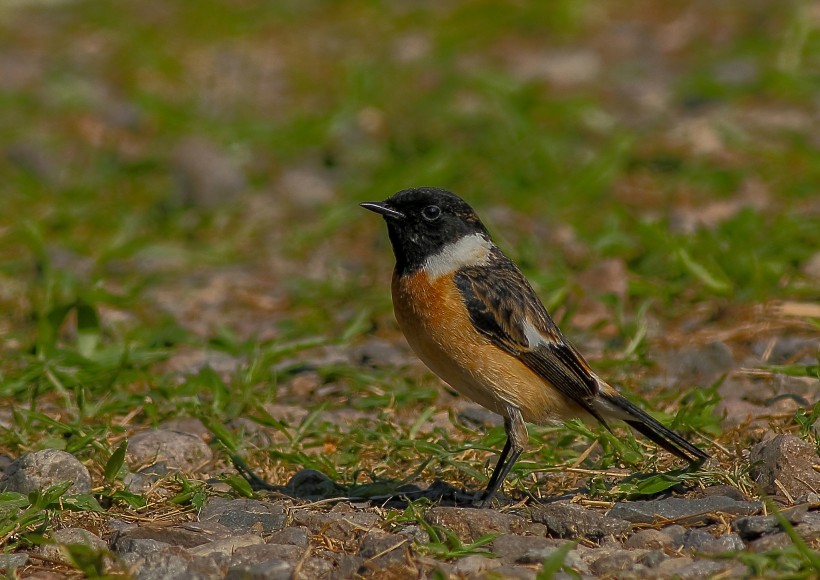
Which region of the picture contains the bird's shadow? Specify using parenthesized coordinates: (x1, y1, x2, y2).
(230, 454, 657, 509)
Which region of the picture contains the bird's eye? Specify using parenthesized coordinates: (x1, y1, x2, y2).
(421, 205, 441, 221)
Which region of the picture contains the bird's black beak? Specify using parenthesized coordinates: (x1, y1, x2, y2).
(359, 201, 405, 220)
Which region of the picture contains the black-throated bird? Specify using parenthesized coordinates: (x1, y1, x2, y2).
(361, 187, 708, 506)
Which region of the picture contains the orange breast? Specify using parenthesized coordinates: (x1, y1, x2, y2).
(391, 270, 577, 423)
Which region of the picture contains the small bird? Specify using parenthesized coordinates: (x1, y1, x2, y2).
(361, 187, 709, 506)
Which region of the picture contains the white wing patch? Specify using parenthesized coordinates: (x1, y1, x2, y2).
(522, 318, 547, 348)
(424, 233, 493, 280)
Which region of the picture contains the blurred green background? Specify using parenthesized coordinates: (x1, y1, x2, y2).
(0, 0, 818, 480)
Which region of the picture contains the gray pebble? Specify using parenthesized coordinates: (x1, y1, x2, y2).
(485, 564, 537, 579)
(452, 554, 501, 575)
(188, 534, 264, 558)
(491, 533, 556, 564)
(664, 341, 735, 382)
(624, 528, 672, 550)
(607, 495, 760, 524)
(350, 337, 412, 368)
(532, 501, 631, 539)
(114, 521, 232, 550)
(750, 434, 820, 499)
(661, 524, 688, 547)
(733, 510, 805, 539)
(291, 508, 380, 541)
(752, 336, 820, 365)
(0, 449, 92, 495)
(225, 560, 293, 580)
(39, 528, 108, 564)
(267, 526, 309, 548)
(359, 531, 409, 565)
(0, 552, 28, 572)
(425, 506, 530, 544)
(638, 549, 668, 568)
(128, 546, 221, 580)
(457, 403, 504, 428)
(662, 559, 744, 579)
(230, 543, 305, 568)
(589, 550, 637, 575)
(114, 537, 173, 556)
(521, 546, 590, 575)
(200, 498, 287, 533)
(126, 429, 213, 473)
(748, 532, 793, 552)
(682, 529, 744, 554)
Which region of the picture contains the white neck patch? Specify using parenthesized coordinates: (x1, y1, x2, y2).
(423, 233, 493, 280)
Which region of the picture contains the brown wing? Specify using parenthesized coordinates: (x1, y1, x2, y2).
(454, 247, 604, 422)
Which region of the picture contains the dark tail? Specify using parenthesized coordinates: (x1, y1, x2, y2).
(595, 386, 710, 464)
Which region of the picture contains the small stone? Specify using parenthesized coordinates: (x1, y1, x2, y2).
(452, 554, 501, 575)
(39, 528, 108, 564)
(485, 564, 537, 579)
(796, 492, 820, 504)
(0, 449, 92, 495)
(532, 502, 631, 539)
(200, 498, 287, 533)
(682, 529, 744, 554)
(749, 434, 820, 500)
(733, 508, 805, 540)
(300, 550, 363, 578)
(638, 550, 668, 568)
(656, 555, 694, 575)
(664, 559, 743, 579)
(125, 546, 220, 580)
(225, 560, 293, 580)
(230, 543, 305, 566)
(753, 336, 820, 365)
(350, 337, 410, 368)
(491, 534, 555, 564)
(114, 521, 231, 550)
(715, 399, 769, 428)
(664, 341, 734, 382)
(517, 546, 589, 574)
(124, 464, 171, 493)
(696, 484, 749, 502)
(456, 403, 504, 429)
(624, 528, 672, 550)
(114, 538, 172, 556)
(425, 507, 529, 544)
(359, 531, 409, 565)
(159, 418, 211, 441)
(0, 552, 28, 572)
(795, 512, 820, 543)
(126, 430, 213, 473)
(290, 509, 380, 541)
(748, 532, 793, 552)
(188, 534, 264, 558)
(607, 495, 760, 524)
(396, 524, 428, 544)
(589, 551, 637, 576)
(661, 524, 688, 547)
(267, 526, 309, 548)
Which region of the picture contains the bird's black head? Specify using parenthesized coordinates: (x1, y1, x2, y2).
(361, 187, 491, 274)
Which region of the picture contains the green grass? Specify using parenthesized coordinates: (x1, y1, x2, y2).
(1, 0, 819, 576)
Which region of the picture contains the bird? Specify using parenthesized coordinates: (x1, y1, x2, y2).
(361, 186, 709, 506)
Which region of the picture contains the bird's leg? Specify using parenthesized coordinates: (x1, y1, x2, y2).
(482, 437, 511, 499)
(479, 407, 527, 507)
